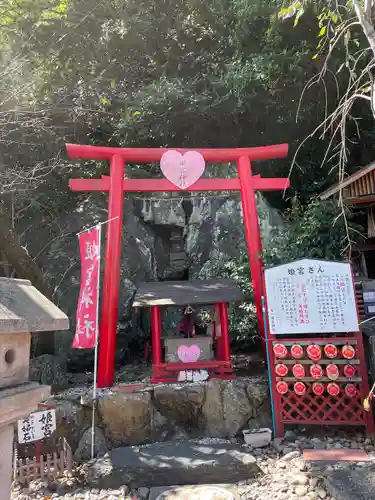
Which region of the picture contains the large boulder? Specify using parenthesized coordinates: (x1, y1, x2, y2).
(43, 392, 93, 450)
(245, 377, 272, 431)
(200, 377, 270, 438)
(186, 194, 284, 279)
(29, 354, 68, 392)
(98, 390, 152, 446)
(74, 426, 108, 462)
(153, 383, 206, 428)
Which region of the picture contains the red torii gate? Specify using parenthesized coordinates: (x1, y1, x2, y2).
(67, 143, 289, 388)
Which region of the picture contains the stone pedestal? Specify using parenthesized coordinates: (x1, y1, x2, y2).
(0, 277, 69, 499)
(0, 382, 50, 499)
(0, 425, 13, 500)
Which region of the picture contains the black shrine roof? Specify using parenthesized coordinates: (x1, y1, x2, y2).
(132, 279, 243, 307)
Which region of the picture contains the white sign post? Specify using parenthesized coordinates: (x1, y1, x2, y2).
(264, 259, 359, 335)
(17, 409, 56, 444)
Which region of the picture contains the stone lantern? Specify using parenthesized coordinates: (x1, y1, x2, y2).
(0, 278, 69, 500)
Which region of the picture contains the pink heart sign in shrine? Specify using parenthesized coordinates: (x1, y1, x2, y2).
(177, 344, 201, 363)
(160, 150, 205, 189)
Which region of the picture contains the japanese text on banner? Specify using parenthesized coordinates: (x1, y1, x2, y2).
(72, 226, 100, 349)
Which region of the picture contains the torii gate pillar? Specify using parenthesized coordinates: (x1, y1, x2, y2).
(67, 144, 289, 387)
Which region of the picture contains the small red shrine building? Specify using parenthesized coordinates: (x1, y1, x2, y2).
(133, 278, 243, 383)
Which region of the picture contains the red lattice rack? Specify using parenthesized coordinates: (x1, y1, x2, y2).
(268, 335, 374, 437)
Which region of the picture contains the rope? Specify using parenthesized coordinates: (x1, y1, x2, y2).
(184, 304, 194, 314)
(131, 194, 240, 202)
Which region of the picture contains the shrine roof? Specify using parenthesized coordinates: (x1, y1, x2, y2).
(0, 278, 69, 333)
(320, 161, 375, 202)
(133, 279, 243, 307)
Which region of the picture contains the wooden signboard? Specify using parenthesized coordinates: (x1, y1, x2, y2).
(17, 409, 56, 444)
(265, 259, 359, 335)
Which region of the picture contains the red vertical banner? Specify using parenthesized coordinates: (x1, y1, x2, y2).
(72, 226, 101, 349)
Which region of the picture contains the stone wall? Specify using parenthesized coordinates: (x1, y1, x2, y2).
(44, 376, 270, 461)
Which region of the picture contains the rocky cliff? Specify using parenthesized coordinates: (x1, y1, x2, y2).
(23, 192, 283, 369)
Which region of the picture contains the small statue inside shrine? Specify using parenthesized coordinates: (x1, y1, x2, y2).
(178, 305, 197, 338)
(178, 307, 216, 339)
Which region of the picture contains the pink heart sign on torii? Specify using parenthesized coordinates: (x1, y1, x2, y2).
(160, 150, 205, 189)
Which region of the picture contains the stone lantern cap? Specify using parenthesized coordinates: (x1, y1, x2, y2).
(0, 278, 69, 333)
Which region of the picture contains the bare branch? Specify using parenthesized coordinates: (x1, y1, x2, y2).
(354, 0, 375, 58)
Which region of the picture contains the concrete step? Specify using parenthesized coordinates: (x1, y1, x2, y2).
(84, 441, 259, 490)
(149, 484, 241, 500)
(326, 468, 375, 500)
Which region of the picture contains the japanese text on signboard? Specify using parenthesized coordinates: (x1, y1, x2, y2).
(264, 259, 359, 335)
(17, 409, 56, 444)
(72, 226, 100, 349)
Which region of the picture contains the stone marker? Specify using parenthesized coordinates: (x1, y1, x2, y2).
(83, 441, 259, 489)
(149, 484, 240, 500)
(325, 469, 375, 500)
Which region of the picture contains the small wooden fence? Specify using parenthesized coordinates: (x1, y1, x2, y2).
(14, 438, 72, 483)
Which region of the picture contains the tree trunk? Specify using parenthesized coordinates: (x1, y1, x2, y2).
(0, 203, 55, 355)
(354, 0, 375, 59)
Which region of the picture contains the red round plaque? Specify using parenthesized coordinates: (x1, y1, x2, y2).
(276, 381, 288, 394)
(327, 382, 340, 396)
(326, 363, 339, 380)
(343, 364, 356, 378)
(345, 383, 357, 397)
(294, 381, 306, 395)
(313, 382, 325, 396)
(273, 343, 288, 359)
(310, 363, 323, 379)
(291, 344, 304, 359)
(275, 363, 288, 377)
(342, 344, 356, 360)
(324, 344, 338, 359)
(292, 363, 305, 379)
(307, 344, 322, 361)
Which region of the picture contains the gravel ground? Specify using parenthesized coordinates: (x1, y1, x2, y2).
(11, 429, 375, 500)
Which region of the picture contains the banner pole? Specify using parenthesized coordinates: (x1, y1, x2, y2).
(91, 224, 101, 459)
(77, 216, 119, 236)
(262, 295, 276, 436)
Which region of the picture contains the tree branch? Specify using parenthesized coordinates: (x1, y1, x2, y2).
(354, 0, 375, 58)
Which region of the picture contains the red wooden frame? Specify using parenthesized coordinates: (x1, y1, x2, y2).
(151, 301, 234, 383)
(267, 335, 374, 436)
(67, 142, 289, 387)
(264, 264, 374, 436)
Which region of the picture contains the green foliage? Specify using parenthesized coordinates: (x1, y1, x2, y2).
(278, 1, 365, 58)
(225, 199, 364, 350)
(2, 0, 372, 214)
(263, 199, 364, 263)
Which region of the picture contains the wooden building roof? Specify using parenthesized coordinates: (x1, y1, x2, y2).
(133, 279, 244, 307)
(320, 162, 375, 205)
(0, 278, 69, 333)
